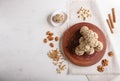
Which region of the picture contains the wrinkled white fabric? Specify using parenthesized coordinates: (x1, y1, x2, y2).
(67, 0, 120, 81)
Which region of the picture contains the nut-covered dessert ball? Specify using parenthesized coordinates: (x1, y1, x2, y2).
(52, 14, 64, 23)
(75, 26, 103, 56)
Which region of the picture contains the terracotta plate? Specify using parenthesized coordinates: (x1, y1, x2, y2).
(62, 22, 107, 66)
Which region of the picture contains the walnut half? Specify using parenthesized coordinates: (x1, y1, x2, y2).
(102, 59, 109, 66)
(108, 51, 114, 57)
(97, 65, 104, 72)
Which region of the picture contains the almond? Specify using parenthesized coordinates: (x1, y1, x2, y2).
(55, 36, 59, 41)
(49, 43, 54, 47)
(43, 38, 47, 43)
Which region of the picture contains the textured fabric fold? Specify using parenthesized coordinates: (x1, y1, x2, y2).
(67, 0, 120, 81)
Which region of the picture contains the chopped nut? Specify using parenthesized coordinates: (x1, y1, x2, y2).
(43, 38, 47, 43)
(47, 49, 66, 74)
(97, 65, 104, 72)
(81, 13, 84, 17)
(47, 49, 61, 61)
(80, 7, 83, 11)
(46, 31, 51, 35)
(87, 14, 89, 17)
(52, 62, 58, 66)
(49, 43, 54, 48)
(77, 11, 80, 14)
(45, 31, 66, 74)
(83, 17, 86, 20)
(77, 7, 92, 20)
(102, 59, 108, 66)
(108, 51, 114, 57)
(56, 68, 61, 74)
(58, 64, 62, 68)
(60, 65, 66, 70)
(59, 61, 64, 65)
(55, 36, 59, 41)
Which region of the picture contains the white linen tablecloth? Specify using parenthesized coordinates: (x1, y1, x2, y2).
(66, 0, 120, 81)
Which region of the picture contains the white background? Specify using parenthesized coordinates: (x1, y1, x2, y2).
(0, 0, 120, 81)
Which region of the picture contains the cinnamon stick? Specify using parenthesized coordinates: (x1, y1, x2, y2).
(112, 8, 116, 23)
(106, 19, 113, 33)
(108, 14, 114, 28)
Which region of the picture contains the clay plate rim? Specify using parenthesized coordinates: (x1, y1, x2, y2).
(62, 22, 107, 66)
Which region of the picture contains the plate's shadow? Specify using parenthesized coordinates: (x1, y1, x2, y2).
(66, 30, 81, 54)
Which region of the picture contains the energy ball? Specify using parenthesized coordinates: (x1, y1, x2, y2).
(95, 41, 103, 51)
(52, 14, 64, 23)
(75, 46, 85, 55)
(75, 26, 103, 56)
(80, 26, 89, 35)
(86, 48, 95, 55)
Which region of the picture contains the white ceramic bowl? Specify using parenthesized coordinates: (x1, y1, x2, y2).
(50, 10, 68, 27)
